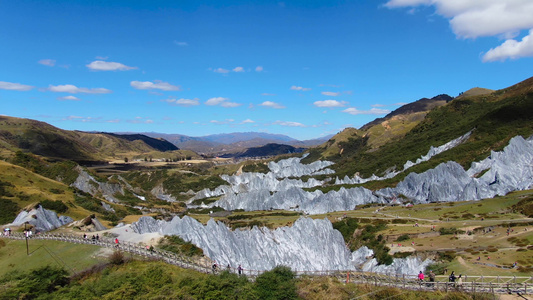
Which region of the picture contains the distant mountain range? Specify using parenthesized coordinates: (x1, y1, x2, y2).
(1, 77, 516, 163)
(137, 132, 332, 156)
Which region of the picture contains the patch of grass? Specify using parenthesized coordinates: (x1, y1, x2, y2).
(0, 198, 19, 224)
(158, 235, 203, 257)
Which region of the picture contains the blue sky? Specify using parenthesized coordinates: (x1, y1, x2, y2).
(1, 0, 533, 140)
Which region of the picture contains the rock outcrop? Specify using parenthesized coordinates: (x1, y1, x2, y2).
(131, 216, 431, 274)
(9, 205, 73, 232)
(206, 134, 533, 213)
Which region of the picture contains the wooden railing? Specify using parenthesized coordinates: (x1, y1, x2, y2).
(2, 233, 531, 295)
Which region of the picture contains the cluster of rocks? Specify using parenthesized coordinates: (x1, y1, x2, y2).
(202, 134, 533, 213)
(132, 215, 432, 274)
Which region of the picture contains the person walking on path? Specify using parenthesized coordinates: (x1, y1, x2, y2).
(238, 264, 243, 275)
(448, 271, 456, 287)
(428, 270, 436, 287)
(418, 271, 425, 285)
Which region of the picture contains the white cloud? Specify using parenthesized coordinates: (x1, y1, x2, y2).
(220, 101, 242, 107)
(273, 120, 306, 127)
(63, 115, 102, 122)
(319, 84, 342, 88)
(321, 91, 341, 97)
(233, 66, 245, 72)
(205, 97, 229, 106)
(314, 100, 347, 108)
(261, 93, 276, 96)
(174, 41, 188, 46)
(255, 66, 264, 72)
(48, 84, 111, 94)
(38, 59, 56, 67)
(211, 119, 235, 124)
(0, 81, 34, 91)
(342, 107, 390, 115)
(372, 104, 386, 107)
(57, 95, 80, 101)
(131, 80, 181, 91)
(163, 98, 200, 106)
(260, 101, 285, 109)
(291, 85, 311, 91)
(86, 60, 137, 71)
(483, 29, 533, 61)
(213, 68, 230, 73)
(385, 0, 533, 61)
(241, 119, 255, 124)
(204, 97, 242, 107)
(127, 117, 153, 124)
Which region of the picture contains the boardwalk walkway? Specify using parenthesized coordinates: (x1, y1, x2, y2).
(2, 233, 531, 296)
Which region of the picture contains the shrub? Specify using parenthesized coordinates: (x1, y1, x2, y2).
(2, 265, 70, 299)
(0, 198, 19, 224)
(109, 251, 125, 265)
(437, 251, 457, 262)
(254, 266, 297, 300)
(158, 235, 203, 257)
(439, 227, 465, 235)
(396, 234, 410, 242)
(41, 199, 69, 213)
(332, 217, 359, 242)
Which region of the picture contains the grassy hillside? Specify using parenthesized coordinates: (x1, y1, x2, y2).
(0, 116, 98, 161)
(0, 116, 180, 162)
(0, 160, 93, 223)
(0, 242, 495, 299)
(309, 76, 533, 180)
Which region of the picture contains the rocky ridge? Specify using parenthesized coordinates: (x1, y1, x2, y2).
(9, 205, 73, 232)
(199, 134, 533, 213)
(131, 215, 432, 274)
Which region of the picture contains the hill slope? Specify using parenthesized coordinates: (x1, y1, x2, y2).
(0, 116, 177, 161)
(307, 76, 533, 180)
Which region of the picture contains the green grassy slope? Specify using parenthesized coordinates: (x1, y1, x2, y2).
(311, 76, 533, 180)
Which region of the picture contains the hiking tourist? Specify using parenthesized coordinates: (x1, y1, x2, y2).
(448, 271, 456, 283)
(428, 270, 435, 287)
(418, 271, 425, 283)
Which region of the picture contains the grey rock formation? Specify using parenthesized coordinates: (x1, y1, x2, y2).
(209, 134, 533, 213)
(336, 131, 472, 185)
(191, 154, 332, 203)
(267, 154, 335, 178)
(379, 135, 533, 203)
(9, 205, 73, 232)
(353, 247, 433, 275)
(151, 184, 177, 202)
(214, 186, 385, 215)
(71, 166, 124, 203)
(131, 216, 430, 274)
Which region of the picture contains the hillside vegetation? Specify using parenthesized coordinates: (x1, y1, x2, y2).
(307, 76, 533, 181)
(0, 116, 178, 162)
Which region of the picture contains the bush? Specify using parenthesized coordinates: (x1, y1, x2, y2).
(109, 251, 125, 265)
(439, 227, 465, 235)
(41, 199, 69, 213)
(426, 262, 448, 275)
(158, 235, 203, 257)
(396, 234, 410, 242)
(254, 266, 297, 300)
(0, 198, 19, 224)
(1, 265, 70, 299)
(437, 251, 457, 262)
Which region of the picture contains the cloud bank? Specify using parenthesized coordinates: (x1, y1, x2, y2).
(385, 0, 533, 61)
